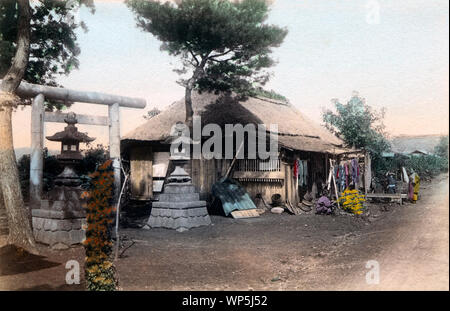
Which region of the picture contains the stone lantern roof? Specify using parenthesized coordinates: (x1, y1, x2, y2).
(46, 112, 95, 144)
(46, 112, 95, 161)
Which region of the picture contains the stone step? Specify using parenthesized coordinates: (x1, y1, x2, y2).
(148, 214, 211, 230)
(152, 200, 207, 209)
(33, 228, 85, 246)
(158, 193, 199, 202)
(150, 207, 209, 218)
(163, 184, 197, 194)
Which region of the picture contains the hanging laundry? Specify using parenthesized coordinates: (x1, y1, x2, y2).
(351, 158, 359, 185)
(402, 167, 409, 183)
(345, 162, 350, 187)
(298, 159, 303, 186)
(303, 160, 308, 186)
(293, 159, 298, 179)
(338, 164, 345, 192)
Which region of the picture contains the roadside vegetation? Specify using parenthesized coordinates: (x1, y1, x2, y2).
(322, 92, 448, 180)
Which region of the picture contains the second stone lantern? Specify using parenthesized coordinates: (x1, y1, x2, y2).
(31, 112, 95, 249)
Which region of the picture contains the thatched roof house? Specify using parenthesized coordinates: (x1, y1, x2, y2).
(123, 92, 345, 153)
(122, 92, 350, 204)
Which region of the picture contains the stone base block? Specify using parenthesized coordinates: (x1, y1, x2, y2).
(158, 192, 199, 202)
(32, 216, 86, 248)
(148, 214, 211, 231)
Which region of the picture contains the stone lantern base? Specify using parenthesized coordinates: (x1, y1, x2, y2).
(147, 166, 211, 232)
(32, 186, 86, 250)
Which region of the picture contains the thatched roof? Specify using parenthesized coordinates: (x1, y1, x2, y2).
(122, 92, 346, 154)
(390, 135, 444, 154)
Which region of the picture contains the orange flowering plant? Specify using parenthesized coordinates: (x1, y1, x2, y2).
(82, 160, 117, 291)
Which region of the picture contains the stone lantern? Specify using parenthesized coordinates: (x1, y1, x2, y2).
(31, 112, 95, 249)
(146, 122, 211, 232)
(46, 112, 95, 187)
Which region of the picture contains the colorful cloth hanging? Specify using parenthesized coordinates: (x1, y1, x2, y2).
(303, 161, 308, 186)
(293, 159, 298, 179)
(351, 158, 359, 185)
(338, 165, 345, 192)
(298, 159, 304, 186)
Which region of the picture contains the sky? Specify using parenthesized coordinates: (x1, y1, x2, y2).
(11, 0, 450, 151)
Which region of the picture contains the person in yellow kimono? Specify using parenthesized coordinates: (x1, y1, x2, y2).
(410, 172, 420, 202)
(338, 184, 365, 215)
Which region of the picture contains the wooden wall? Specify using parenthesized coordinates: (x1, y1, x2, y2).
(191, 158, 290, 205)
(127, 144, 332, 207)
(130, 146, 153, 200)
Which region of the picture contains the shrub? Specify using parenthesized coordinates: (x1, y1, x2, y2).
(17, 148, 62, 201)
(82, 160, 117, 291)
(405, 155, 448, 180)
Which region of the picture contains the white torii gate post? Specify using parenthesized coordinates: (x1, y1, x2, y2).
(30, 94, 45, 208)
(109, 103, 121, 202)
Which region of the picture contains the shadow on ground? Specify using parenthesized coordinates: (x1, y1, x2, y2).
(0, 244, 60, 276)
(15, 283, 85, 291)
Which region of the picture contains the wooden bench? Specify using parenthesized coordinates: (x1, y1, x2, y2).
(365, 193, 408, 205)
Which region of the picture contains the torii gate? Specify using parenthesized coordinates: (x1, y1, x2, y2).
(4, 80, 146, 207)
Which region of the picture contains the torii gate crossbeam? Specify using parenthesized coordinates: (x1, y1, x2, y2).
(1, 79, 147, 207)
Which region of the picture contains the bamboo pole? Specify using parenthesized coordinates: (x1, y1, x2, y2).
(114, 165, 129, 262)
(330, 159, 340, 209)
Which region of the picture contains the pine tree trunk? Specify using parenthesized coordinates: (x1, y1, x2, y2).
(0, 187, 8, 236)
(0, 0, 37, 253)
(0, 103, 37, 252)
(185, 85, 194, 129)
(184, 58, 207, 129)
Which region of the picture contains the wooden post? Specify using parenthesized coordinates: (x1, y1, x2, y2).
(109, 103, 121, 202)
(364, 151, 372, 195)
(329, 159, 340, 209)
(30, 94, 45, 208)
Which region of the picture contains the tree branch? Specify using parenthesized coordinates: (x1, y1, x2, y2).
(187, 47, 199, 66)
(209, 49, 234, 59)
(1, 0, 31, 93)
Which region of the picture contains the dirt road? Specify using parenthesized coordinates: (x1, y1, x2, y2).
(337, 173, 449, 290)
(114, 173, 448, 291)
(0, 174, 448, 290)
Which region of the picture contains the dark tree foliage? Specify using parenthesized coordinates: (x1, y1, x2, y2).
(17, 148, 61, 200)
(322, 92, 391, 173)
(77, 144, 109, 176)
(434, 135, 449, 159)
(126, 0, 287, 126)
(17, 145, 108, 200)
(0, 0, 94, 110)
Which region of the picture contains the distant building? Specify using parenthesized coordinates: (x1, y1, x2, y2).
(409, 150, 430, 156)
(390, 135, 445, 155)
